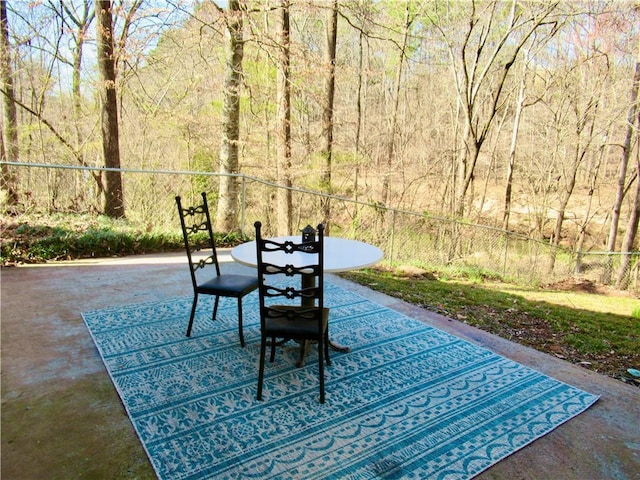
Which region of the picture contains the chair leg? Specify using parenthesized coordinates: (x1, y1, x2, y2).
(318, 338, 325, 404)
(237, 298, 245, 348)
(270, 337, 276, 362)
(212, 296, 220, 320)
(186, 294, 198, 337)
(257, 336, 267, 401)
(324, 331, 331, 366)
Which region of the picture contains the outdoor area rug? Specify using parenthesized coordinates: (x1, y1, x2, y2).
(82, 282, 599, 480)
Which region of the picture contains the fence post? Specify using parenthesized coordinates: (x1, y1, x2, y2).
(502, 231, 509, 279)
(240, 176, 246, 237)
(389, 209, 397, 264)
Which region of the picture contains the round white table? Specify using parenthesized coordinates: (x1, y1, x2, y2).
(230, 236, 384, 272)
(231, 236, 383, 360)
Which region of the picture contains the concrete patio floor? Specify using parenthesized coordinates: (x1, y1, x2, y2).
(1, 251, 639, 479)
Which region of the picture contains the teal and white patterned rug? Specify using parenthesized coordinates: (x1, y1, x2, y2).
(82, 282, 598, 480)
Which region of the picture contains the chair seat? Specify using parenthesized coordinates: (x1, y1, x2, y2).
(198, 274, 259, 296)
(264, 306, 329, 338)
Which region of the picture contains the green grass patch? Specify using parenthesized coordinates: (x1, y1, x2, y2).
(342, 267, 640, 382)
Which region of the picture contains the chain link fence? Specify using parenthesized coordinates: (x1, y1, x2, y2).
(3, 162, 638, 293)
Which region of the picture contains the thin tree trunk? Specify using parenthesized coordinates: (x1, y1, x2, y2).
(503, 64, 527, 231)
(616, 89, 640, 288)
(575, 138, 605, 273)
(320, 0, 337, 232)
(381, 3, 410, 207)
(64, 1, 95, 205)
(549, 49, 602, 271)
(605, 60, 640, 282)
(548, 113, 594, 273)
(616, 160, 640, 289)
(0, 1, 19, 210)
(65, 1, 94, 157)
(216, 0, 244, 233)
(276, 0, 292, 235)
(95, 0, 124, 218)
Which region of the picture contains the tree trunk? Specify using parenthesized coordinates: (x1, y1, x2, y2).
(381, 3, 410, 207)
(605, 60, 640, 282)
(276, 0, 292, 235)
(95, 0, 124, 218)
(216, 0, 244, 233)
(0, 1, 19, 210)
(65, 1, 96, 204)
(575, 138, 605, 273)
(616, 161, 640, 289)
(548, 117, 594, 272)
(320, 0, 338, 232)
(67, 1, 94, 158)
(502, 63, 527, 231)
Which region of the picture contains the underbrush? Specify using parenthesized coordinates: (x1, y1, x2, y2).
(0, 213, 245, 265)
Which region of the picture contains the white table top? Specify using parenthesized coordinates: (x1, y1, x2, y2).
(231, 236, 383, 273)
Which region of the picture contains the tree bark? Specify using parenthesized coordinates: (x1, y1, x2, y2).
(59, 1, 95, 158)
(0, 1, 19, 210)
(276, 0, 292, 235)
(95, 0, 124, 218)
(616, 161, 640, 289)
(548, 117, 594, 273)
(605, 60, 640, 282)
(216, 0, 244, 233)
(502, 62, 527, 231)
(320, 0, 338, 232)
(381, 3, 410, 207)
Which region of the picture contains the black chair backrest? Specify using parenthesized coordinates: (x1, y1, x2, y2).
(254, 221, 325, 322)
(175, 192, 221, 288)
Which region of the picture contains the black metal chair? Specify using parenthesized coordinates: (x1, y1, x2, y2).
(175, 192, 258, 347)
(254, 221, 330, 403)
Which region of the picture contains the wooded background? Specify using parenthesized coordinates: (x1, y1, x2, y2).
(1, 1, 639, 288)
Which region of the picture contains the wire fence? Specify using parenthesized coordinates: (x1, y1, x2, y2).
(2, 161, 639, 293)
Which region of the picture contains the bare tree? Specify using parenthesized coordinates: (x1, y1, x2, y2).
(276, 0, 292, 235)
(433, 0, 561, 218)
(95, 0, 124, 218)
(49, 1, 95, 157)
(574, 132, 606, 273)
(616, 59, 640, 287)
(320, 0, 338, 231)
(0, 1, 19, 210)
(616, 158, 640, 289)
(606, 59, 640, 281)
(380, 2, 413, 207)
(502, 62, 527, 231)
(216, 0, 244, 233)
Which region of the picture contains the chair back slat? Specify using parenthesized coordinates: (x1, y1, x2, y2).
(176, 193, 221, 287)
(255, 221, 325, 326)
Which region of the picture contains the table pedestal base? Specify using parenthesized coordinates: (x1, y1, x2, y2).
(295, 339, 350, 368)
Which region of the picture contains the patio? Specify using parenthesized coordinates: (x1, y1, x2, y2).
(1, 251, 639, 479)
